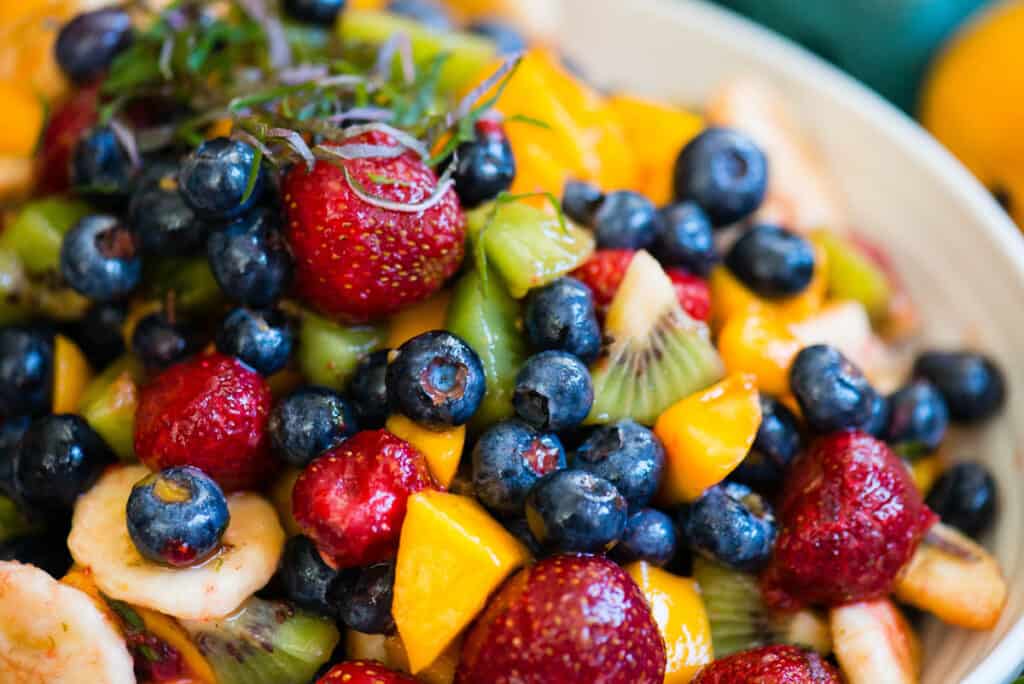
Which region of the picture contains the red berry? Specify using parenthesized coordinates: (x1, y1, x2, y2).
(134, 353, 276, 491)
(36, 85, 99, 194)
(572, 248, 636, 311)
(761, 431, 937, 609)
(456, 554, 665, 684)
(283, 131, 465, 323)
(317, 661, 417, 683)
(666, 267, 711, 322)
(692, 645, 841, 684)
(292, 429, 434, 569)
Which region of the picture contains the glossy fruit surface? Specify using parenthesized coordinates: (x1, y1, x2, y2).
(216, 307, 294, 376)
(472, 419, 565, 518)
(128, 161, 206, 256)
(131, 311, 200, 371)
(284, 0, 347, 25)
(60, 215, 141, 302)
(789, 344, 876, 433)
(523, 277, 601, 363)
(525, 469, 627, 553)
(925, 461, 997, 538)
(347, 349, 391, 429)
(451, 118, 516, 209)
(673, 127, 767, 227)
(206, 207, 293, 308)
(512, 350, 593, 432)
(884, 380, 949, 453)
(593, 190, 659, 250)
(55, 8, 133, 84)
(269, 386, 358, 468)
(574, 419, 665, 509)
(612, 508, 677, 567)
(653, 201, 718, 277)
(730, 394, 802, 492)
(691, 644, 840, 684)
(0, 326, 53, 418)
(681, 481, 776, 571)
(912, 350, 1006, 423)
(724, 224, 816, 299)
(337, 561, 396, 635)
(278, 535, 342, 616)
(179, 137, 265, 220)
(318, 660, 417, 683)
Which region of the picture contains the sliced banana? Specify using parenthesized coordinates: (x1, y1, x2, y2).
(707, 78, 848, 235)
(68, 465, 285, 621)
(0, 560, 136, 684)
(894, 521, 1007, 630)
(830, 598, 919, 684)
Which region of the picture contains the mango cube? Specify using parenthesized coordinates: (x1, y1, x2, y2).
(654, 374, 761, 504)
(393, 490, 529, 673)
(626, 562, 713, 684)
(386, 414, 465, 488)
(387, 290, 452, 348)
(717, 310, 802, 397)
(53, 334, 92, 414)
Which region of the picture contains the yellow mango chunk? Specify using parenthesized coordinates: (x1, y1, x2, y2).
(386, 414, 465, 488)
(0, 81, 45, 158)
(387, 290, 451, 348)
(608, 94, 703, 205)
(385, 633, 462, 684)
(269, 467, 303, 536)
(654, 374, 761, 504)
(393, 490, 529, 673)
(717, 309, 802, 397)
(53, 334, 92, 414)
(909, 455, 946, 497)
(626, 562, 713, 684)
(205, 118, 234, 140)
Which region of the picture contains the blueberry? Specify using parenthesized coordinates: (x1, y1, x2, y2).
(386, 331, 485, 429)
(725, 225, 815, 299)
(472, 419, 566, 518)
(269, 386, 357, 468)
(216, 307, 293, 376)
(207, 207, 293, 307)
(789, 344, 876, 433)
(283, 0, 346, 25)
(278, 535, 342, 616)
(14, 415, 115, 515)
(55, 8, 133, 84)
(858, 391, 890, 438)
(126, 466, 230, 567)
(451, 120, 515, 209)
(66, 303, 126, 369)
(60, 215, 141, 302)
(730, 395, 802, 492)
(573, 419, 664, 509)
(503, 517, 543, 556)
(592, 190, 658, 250)
(523, 277, 601, 363)
(610, 508, 677, 567)
(179, 138, 265, 221)
(348, 350, 391, 429)
(681, 482, 776, 572)
(673, 127, 768, 227)
(336, 561, 396, 635)
(71, 127, 135, 202)
(0, 529, 73, 578)
(0, 416, 30, 498)
(0, 327, 53, 419)
(128, 161, 206, 256)
(131, 312, 200, 371)
(913, 350, 1006, 424)
(884, 381, 949, 454)
(468, 19, 527, 54)
(525, 469, 627, 553)
(512, 351, 593, 432)
(561, 179, 604, 226)
(926, 462, 997, 538)
(652, 201, 718, 277)
(386, 0, 452, 30)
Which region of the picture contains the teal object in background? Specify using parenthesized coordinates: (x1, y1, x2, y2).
(710, 0, 990, 111)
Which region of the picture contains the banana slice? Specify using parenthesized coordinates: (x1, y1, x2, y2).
(68, 465, 285, 621)
(707, 78, 848, 234)
(0, 560, 136, 684)
(894, 521, 1007, 630)
(830, 598, 919, 684)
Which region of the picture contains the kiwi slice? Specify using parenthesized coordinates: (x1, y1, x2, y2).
(181, 597, 339, 684)
(0, 197, 91, 276)
(145, 257, 225, 316)
(297, 310, 387, 391)
(446, 268, 528, 431)
(0, 495, 40, 543)
(467, 202, 596, 299)
(78, 356, 145, 461)
(0, 249, 32, 325)
(811, 230, 891, 323)
(692, 556, 831, 657)
(339, 10, 496, 94)
(586, 251, 723, 426)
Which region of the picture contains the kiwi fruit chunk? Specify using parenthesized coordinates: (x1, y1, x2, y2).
(78, 355, 145, 461)
(145, 257, 225, 316)
(445, 268, 527, 431)
(811, 230, 891, 323)
(297, 310, 387, 391)
(339, 10, 496, 94)
(0, 249, 32, 325)
(693, 556, 831, 657)
(467, 202, 596, 299)
(0, 197, 91, 276)
(586, 251, 723, 426)
(181, 597, 340, 684)
(0, 496, 40, 543)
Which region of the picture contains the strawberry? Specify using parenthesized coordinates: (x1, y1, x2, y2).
(292, 429, 434, 569)
(666, 267, 711, 322)
(573, 249, 711, 321)
(456, 554, 665, 684)
(318, 661, 417, 683)
(283, 130, 465, 323)
(36, 84, 99, 194)
(692, 645, 841, 684)
(134, 353, 276, 491)
(761, 432, 937, 609)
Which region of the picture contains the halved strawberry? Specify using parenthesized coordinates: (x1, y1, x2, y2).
(36, 84, 99, 194)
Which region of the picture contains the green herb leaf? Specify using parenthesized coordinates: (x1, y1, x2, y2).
(240, 145, 264, 205)
(105, 598, 146, 632)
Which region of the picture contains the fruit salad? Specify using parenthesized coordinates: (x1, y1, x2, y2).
(0, 1, 1011, 683)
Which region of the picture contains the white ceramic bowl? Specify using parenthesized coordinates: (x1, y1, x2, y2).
(552, 0, 1024, 681)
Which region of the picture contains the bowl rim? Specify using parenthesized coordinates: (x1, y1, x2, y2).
(565, 0, 1024, 680)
